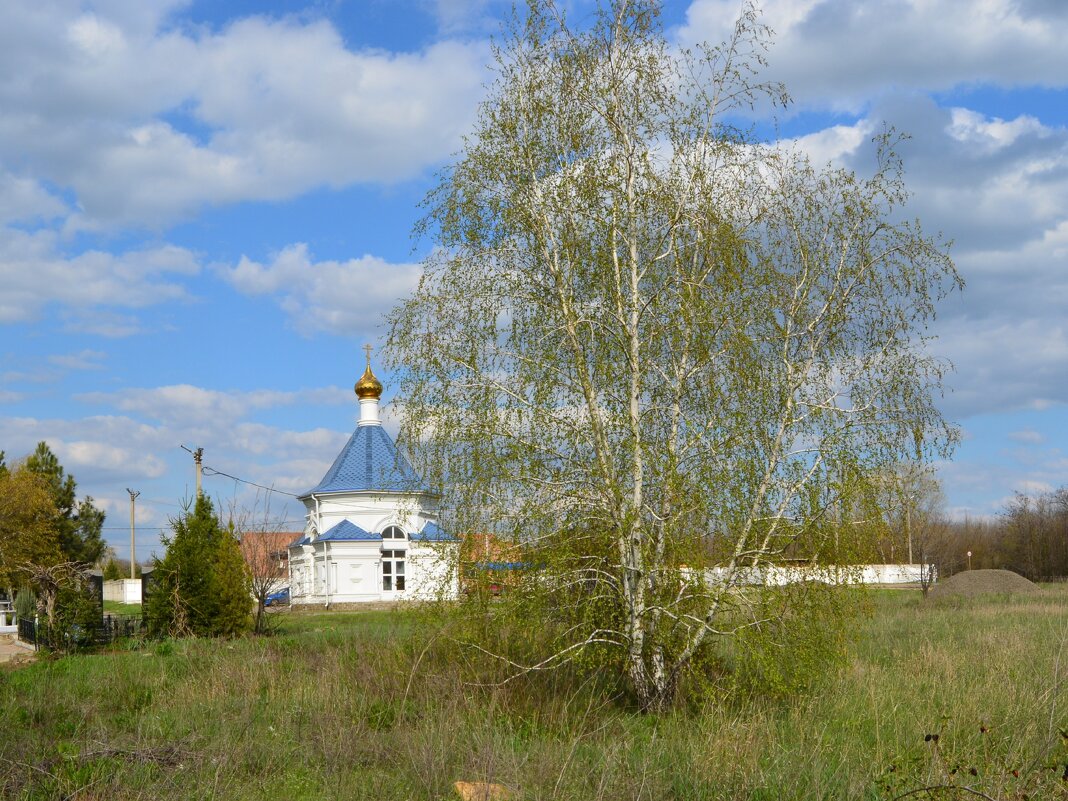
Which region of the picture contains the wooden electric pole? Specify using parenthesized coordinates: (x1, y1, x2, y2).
(126, 488, 140, 579)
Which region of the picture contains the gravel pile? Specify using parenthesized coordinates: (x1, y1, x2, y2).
(928, 568, 1039, 600)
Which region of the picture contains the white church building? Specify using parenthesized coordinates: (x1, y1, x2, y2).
(288, 352, 458, 606)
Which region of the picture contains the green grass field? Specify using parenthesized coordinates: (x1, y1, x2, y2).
(1, 589, 1066, 800)
(103, 601, 142, 616)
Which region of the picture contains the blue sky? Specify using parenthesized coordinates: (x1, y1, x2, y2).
(1, 0, 1066, 558)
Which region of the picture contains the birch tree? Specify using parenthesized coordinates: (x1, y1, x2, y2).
(388, 0, 960, 711)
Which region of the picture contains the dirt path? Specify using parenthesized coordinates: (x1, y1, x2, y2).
(0, 635, 35, 664)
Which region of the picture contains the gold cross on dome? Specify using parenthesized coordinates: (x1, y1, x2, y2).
(363, 343, 373, 365)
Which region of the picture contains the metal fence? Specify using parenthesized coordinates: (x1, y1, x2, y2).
(18, 613, 146, 652)
(17, 617, 36, 648)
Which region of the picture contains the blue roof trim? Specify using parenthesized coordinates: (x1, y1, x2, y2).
(410, 521, 458, 542)
(318, 520, 380, 542)
(304, 425, 427, 496)
(472, 561, 528, 571)
(288, 534, 310, 547)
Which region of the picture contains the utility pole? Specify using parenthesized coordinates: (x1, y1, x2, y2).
(181, 445, 205, 497)
(126, 488, 140, 579)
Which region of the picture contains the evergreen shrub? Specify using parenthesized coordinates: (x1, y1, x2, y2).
(145, 495, 252, 638)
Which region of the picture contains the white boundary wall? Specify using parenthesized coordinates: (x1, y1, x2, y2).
(103, 579, 142, 604)
(704, 564, 935, 587)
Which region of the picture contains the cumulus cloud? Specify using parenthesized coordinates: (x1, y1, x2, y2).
(430, 0, 510, 34)
(0, 2, 488, 229)
(0, 230, 200, 323)
(48, 349, 107, 370)
(61, 311, 146, 338)
(678, 0, 1068, 111)
(224, 244, 422, 336)
(937, 317, 1068, 417)
(938, 446, 1068, 517)
(79, 383, 350, 427)
(0, 415, 173, 482)
(0, 170, 67, 224)
(1009, 429, 1045, 444)
(785, 96, 1068, 418)
(53, 438, 168, 479)
(0, 408, 347, 555)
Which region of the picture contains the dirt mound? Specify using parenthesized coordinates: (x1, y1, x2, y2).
(929, 569, 1039, 600)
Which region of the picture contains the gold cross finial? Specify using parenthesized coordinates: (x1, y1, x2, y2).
(355, 344, 383, 400)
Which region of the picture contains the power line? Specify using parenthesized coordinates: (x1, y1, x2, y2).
(139, 498, 183, 508)
(201, 465, 301, 498)
(98, 525, 168, 531)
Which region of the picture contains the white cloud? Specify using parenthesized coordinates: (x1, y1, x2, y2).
(67, 12, 127, 58)
(1, 368, 59, 385)
(48, 349, 107, 370)
(0, 415, 173, 482)
(0, 406, 348, 502)
(54, 438, 168, 478)
(61, 311, 146, 338)
(937, 451, 1065, 517)
(0, 229, 200, 323)
(1008, 429, 1045, 444)
(0, 408, 344, 556)
(0, 170, 67, 224)
(429, 0, 509, 34)
(1014, 478, 1055, 496)
(785, 97, 1068, 418)
(79, 383, 350, 426)
(224, 243, 422, 336)
(678, 0, 1068, 111)
(0, 3, 488, 229)
(932, 306, 1068, 418)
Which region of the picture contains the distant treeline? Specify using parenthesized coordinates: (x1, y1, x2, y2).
(932, 488, 1068, 582)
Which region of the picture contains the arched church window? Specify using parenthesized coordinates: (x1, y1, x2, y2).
(381, 525, 406, 540)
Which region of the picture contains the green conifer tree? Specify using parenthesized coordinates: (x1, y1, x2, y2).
(24, 442, 107, 565)
(212, 522, 253, 637)
(146, 495, 221, 637)
(102, 558, 123, 582)
(146, 495, 252, 637)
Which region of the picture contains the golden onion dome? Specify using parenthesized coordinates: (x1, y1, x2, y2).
(354, 346, 383, 400)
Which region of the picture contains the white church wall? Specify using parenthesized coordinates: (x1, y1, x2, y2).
(407, 544, 460, 601)
(326, 542, 382, 602)
(290, 541, 384, 605)
(289, 540, 458, 605)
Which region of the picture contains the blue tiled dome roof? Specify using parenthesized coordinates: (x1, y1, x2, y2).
(303, 425, 427, 496)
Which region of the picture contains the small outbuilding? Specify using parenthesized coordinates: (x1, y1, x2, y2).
(288, 353, 458, 606)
